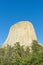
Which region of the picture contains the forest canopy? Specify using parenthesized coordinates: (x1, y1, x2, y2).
(0, 40, 43, 65)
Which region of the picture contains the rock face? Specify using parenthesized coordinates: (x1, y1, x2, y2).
(3, 21, 37, 47)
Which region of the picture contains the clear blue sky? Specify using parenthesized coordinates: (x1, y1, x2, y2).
(0, 0, 43, 46)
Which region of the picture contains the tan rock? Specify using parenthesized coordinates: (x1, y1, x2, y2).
(2, 21, 37, 47)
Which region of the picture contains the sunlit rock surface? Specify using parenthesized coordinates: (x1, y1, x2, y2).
(2, 21, 37, 47)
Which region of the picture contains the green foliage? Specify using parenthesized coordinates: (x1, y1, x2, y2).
(0, 41, 43, 65)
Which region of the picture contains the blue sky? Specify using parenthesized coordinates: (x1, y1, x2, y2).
(0, 0, 43, 46)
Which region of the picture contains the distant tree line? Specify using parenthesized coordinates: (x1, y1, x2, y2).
(0, 40, 43, 65)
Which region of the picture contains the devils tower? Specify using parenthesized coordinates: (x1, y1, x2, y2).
(3, 21, 37, 47)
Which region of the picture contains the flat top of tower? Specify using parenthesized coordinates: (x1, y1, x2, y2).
(11, 21, 33, 29)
